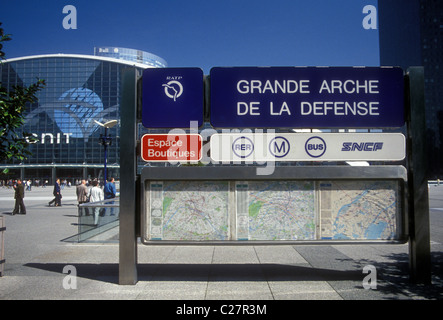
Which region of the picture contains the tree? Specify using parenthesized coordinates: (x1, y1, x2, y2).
(0, 23, 46, 172)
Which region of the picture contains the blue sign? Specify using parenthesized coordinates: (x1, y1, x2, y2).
(210, 67, 404, 128)
(142, 68, 204, 128)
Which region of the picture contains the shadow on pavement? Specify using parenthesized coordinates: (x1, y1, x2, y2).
(24, 262, 363, 285)
(337, 251, 443, 299)
(22, 251, 443, 299)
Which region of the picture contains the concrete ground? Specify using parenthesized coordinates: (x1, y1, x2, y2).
(0, 184, 442, 302)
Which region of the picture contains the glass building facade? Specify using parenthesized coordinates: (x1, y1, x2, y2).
(0, 49, 166, 184)
(379, 0, 443, 178)
(94, 47, 167, 68)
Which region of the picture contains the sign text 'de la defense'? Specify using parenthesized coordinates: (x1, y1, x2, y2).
(209, 67, 404, 128)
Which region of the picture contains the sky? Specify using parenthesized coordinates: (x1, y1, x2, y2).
(1, 0, 379, 74)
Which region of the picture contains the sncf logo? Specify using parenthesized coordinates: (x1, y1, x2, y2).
(342, 142, 383, 152)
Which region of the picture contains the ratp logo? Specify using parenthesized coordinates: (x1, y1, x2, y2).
(162, 76, 184, 102)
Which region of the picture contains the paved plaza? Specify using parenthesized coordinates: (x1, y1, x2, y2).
(0, 184, 442, 301)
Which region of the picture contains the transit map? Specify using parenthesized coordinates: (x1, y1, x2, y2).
(145, 180, 399, 241)
(149, 181, 229, 240)
(318, 180, 399, 240)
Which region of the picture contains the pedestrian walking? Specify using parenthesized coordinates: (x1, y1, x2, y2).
(89, 180, 104, 225)
(49, 179, 62, 207)
(12, 179, 26, 215)
(76, 179, 89, 216)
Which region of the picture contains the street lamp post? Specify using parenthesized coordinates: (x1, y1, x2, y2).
(95, 120, 118, 184)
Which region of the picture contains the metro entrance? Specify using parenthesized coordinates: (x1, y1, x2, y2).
(119, 66, 430, 285)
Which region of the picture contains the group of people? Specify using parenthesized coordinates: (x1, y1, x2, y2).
(75, 177, 117, 205)
(10, 177, 117, 216)
(2, 179, 49, 189)
(76, 178, 117, 224)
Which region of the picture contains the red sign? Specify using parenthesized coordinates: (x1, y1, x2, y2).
(141, 134, 202, 162)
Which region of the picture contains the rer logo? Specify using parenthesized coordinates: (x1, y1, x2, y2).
(305, 136, 327, 158)
(232, 136, 254, 158)
(269, 136, 290, 158)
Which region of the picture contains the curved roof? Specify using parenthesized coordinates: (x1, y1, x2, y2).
(2, 53, 156, 69)
(94, 46, 167, 68)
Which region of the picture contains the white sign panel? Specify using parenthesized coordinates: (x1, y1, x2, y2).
(210, 133, 405, 162)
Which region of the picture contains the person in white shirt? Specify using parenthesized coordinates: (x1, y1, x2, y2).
(89, 180, 104, 225)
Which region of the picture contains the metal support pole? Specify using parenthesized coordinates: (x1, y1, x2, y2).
(119, 68, 138, 285)
(104, 127, 108, 184)
(52, 167, 56, 185)
(406, 67, 432, 284)
(20, 167, 24, 181)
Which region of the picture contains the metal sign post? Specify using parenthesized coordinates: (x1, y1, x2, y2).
(119, 68, 139, 285)
(406, 67, 431, 284)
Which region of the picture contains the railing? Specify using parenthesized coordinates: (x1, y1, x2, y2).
(77, 198, 119, 242)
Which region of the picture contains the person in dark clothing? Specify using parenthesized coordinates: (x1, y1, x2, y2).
(49, 179, 62, 207)
(104, 177, 117, 216)
(12, 179, 26, 215)
(104, 177, 116, 200)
